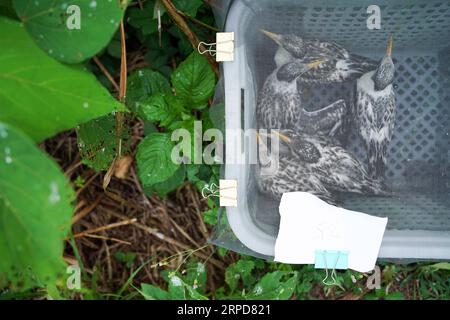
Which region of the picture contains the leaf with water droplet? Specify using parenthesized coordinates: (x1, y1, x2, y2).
(0, 122, 74, 288)
(126, 68, 172, 109)
(171, 52, 215, 109)
(136, 132, 181, 188)
(12, 0, 126, 63)
(0, 17, 125, 142)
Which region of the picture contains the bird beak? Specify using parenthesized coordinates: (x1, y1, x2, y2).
(306, 59, 327, 70)
(256, 132, 265, 146)
(272, 131, 292, 144)
(260, 29, 282, 45)
(386, 36, 393, 56)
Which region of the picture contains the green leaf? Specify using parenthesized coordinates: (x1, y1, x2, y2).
(13, 0, 126, 63)
(168, 274, 186, 300)
(107, 38, 122, 59)
(144, 165, 186, 197)
(423, 262, 450, 271)
(127, 1, 158, 35)
(209, 103, 225, 133)
(172, 0, 203, 17)
(113, 252, 136, 268)
(432, 262, 450, 270)
(135, 93, 185, 127)
(225, 260, 256, 292)
(0, 17, 124, 142)
(0, 0, 17, 19)
(171, 52, 215, 109)
(248, 271, 298, 300)
(127, 69, 172, 109)
(384, 292, 405, 300)
(203, 208, 218, 226)
(185, 261, 207, 292)
(0, 122, 74, 287)
(136, 133, 180, 187)
(77, 114, 130, 172)
(141, 283, 169, 300)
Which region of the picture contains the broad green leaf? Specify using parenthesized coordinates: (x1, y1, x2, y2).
(171, 52, 215, 109)
(203, 208, 218, 226)
(127, 1, 158, 35)
(248, 271, 298, 300)
(185, 261, 207, 292)
(144, 165, 186, 197)
(167, 273, 207, 301)
(135, 93, 186, 128)
(77, 114, 130, 172)
(136, 133, 180, 187)
(424, 262, 450, 271)
(13, 0, 126, 63)
(168, 274, 186, 300)
(225, 260, 256, 292)
(172, 0, 203, 17)
(127, 69, 172, 109)
(141, 283, 169, 300)
(168, 25, 193, 58)
(0, 122, 74, 287)
(384, 292, 405, 300)
(184, 284, 208, 300)
(113, 251, 136, 268)
(0, 17, 124, 142)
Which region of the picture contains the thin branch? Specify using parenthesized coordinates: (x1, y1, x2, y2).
(72, 195, 103, 225)
(84, 234, 132, 246)
(177, 10, 220, 32)
(92, 56, 120, 92)
(160, 0, 219, 76)
(69, 218, 137, 239)
(104, 20, 127, 190)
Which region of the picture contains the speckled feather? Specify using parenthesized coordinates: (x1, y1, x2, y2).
(356, 71, 396, 178)
(275, 38, 378, 84)
(257, 153, 338, 205)
(283, 130, 388, 196)
(256, 68, 347, 137)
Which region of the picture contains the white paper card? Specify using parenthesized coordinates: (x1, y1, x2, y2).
(219, 179, 237, 207)
(274, 192, 388, 273)
(216, 32, 234, 62)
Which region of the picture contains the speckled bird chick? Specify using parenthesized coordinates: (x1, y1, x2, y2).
(257, 59, 325, 129)
(256, 58, 348, 141)
(261, 30, 378, 84)
(256, 131, 337, 205)
(275, 130, 389, 196)
(356, 37, 396, 178)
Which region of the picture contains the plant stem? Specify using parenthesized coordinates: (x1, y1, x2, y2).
(160, 0, 219, 76)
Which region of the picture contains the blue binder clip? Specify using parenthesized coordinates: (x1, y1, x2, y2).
(314, 250, 349, 286)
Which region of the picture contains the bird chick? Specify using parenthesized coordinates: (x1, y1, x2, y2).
(256, 131, 338, 205)
(275, 130, 389, 197)
(256, 57, 348, 142)
(257, 59, 326, 129)
(261, 29, 378, 84)
(356, 36, 396, 179)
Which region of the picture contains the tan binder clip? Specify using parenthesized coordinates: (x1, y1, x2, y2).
(198, 32, 234, 62)
(201, 180, 237, 207)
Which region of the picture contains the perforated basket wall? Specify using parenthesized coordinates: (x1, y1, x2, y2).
(238, 0, 450, 233)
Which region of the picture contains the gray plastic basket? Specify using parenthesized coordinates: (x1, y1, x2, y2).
(223, 0, 450, 259)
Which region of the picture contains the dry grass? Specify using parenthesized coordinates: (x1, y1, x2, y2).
(43, 126, 238, 295)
